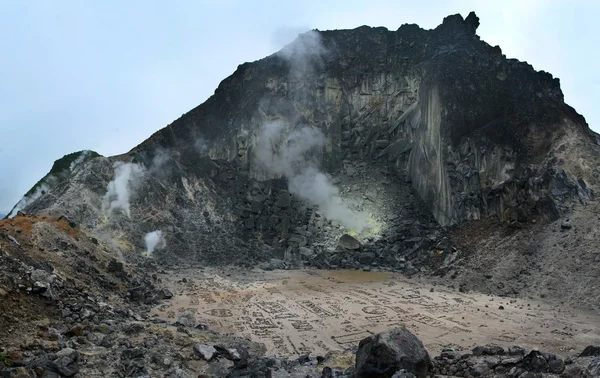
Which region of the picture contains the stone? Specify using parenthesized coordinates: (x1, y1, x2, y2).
(244, 218, 255, 230)
(176, 311, 198, 328)
(297, 354, 310, 364)
(299, 247, 314, 257)
(440, 346, 461, 360)
(561, 220, 573, 230)
(51, 348, 79, 377)
(355, 327, 431, 378)
(561, 365, 588, 378)
(193, 344, 217, 361)
(580, 345, 600, 357)
(288, 234, 308, 247)
(520, 350, 548, 373)
(338, 234, 361, 250)
(547, 357, 565, 374)
(587, 358, 600, 376)
(358, 252, 376, 265)
(249, 201, 263, 214)
(259, 259, 287, 271)
(215, 345, 249, 366)
(472, 344, 504, 356)
(470, 361, 491, 377)
(159, 288, 174, 299)
(276, 192, 291, 208)
(508, 346, 526, 356)
(391, 369, 417, 378)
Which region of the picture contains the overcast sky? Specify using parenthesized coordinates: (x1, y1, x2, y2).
(1, 0, 598, 212)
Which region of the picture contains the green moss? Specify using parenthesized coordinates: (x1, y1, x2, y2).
(0, 353, 11, 367)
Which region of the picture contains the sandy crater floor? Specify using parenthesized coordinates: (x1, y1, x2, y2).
(151, 268, 600, 357)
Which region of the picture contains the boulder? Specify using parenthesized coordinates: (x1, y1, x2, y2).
(275, 192, 291, 208)
(193, 344, 217, 361)
(51, 348, 79, 377)
(288, 234, 308, 247)
(587, 358, 600, 376)
(355, 327, 431, 378)
(158, 288, 174, 299)
(338, 234, 361, 250)
(176, 311, 198, 328)
(580, 345, 600, 357)
(472, 344, 505, 356)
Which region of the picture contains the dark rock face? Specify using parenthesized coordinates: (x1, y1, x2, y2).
(120, 11, 594, 228)
(10, 12, 600, 278)
(354, 327, 431, 378)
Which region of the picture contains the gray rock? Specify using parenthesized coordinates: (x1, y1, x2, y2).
(355, 327, 431, 378)
(440, 346, 461, 360)
(276, 192, 291, 208)
(358, 252, 376, 265)
(520, 350, 547, 373)
(470, 361, 491, 377)
(51, 348, 80, 377)
(508, 345, 526, 356)
(159, 288, 174, 299)
(548, 357, 565, 374)
(299, 247, 314, 257)
(288, 234, 308, 247)
(580, 345, 600, 357)
(193, 344, 217, 361)
(260, 259, 287, 271)
(244, 218, 255, 230)
(391, 369, 417, 378)
(472, 344, 505, 356)
(562, 365, 590, 378)
(338, 234, 361, 250)
(587, 358, 600, 376)
(250, 201, 263, 214)
(176, 310, 198, 328)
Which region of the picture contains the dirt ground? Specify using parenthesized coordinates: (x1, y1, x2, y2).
(151, 268, 600, 358)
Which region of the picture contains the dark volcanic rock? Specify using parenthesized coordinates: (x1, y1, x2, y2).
(580, 345, 600, 357)
(355, 327, 431, 378)
(338, 234, 361, 250)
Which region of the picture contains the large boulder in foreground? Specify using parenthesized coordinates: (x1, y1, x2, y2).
(355, 327, 431, 378)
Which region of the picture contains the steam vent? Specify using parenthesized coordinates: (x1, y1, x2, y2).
(2, 11, 600, 378)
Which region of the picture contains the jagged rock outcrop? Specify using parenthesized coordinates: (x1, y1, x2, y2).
(128, 11, 596, 226)
(10, 12, 600, 278)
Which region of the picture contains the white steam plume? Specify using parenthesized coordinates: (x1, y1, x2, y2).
(69, 150, 91, 171)
(255, 122, 369, 231)
(102, 162, 145, 218)
(8, 180, 54, 218)
(277, 30, 326, 77)
(143, 230, 165, 257)
(195, 138, 208, 155)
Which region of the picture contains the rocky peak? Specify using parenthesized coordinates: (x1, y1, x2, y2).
(9, 12, 600, 263)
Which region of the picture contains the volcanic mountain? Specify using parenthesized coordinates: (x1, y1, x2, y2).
(8, 12, 600, 307)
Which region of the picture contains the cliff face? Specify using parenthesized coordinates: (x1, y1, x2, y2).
(131, 12, 595, 226)
(15, 12, 600, 267)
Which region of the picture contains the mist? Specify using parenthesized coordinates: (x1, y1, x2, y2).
(102, 162, 145, 218)
(255, 121, 369, 231)
(8, 180, 53, 218)
(143, 230, 165, 257)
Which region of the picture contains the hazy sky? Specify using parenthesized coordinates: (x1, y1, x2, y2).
(1, 0, 598, 212)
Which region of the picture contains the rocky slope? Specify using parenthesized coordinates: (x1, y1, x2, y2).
(3, 10, 600, 377)
(13, 12, 600, 308)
